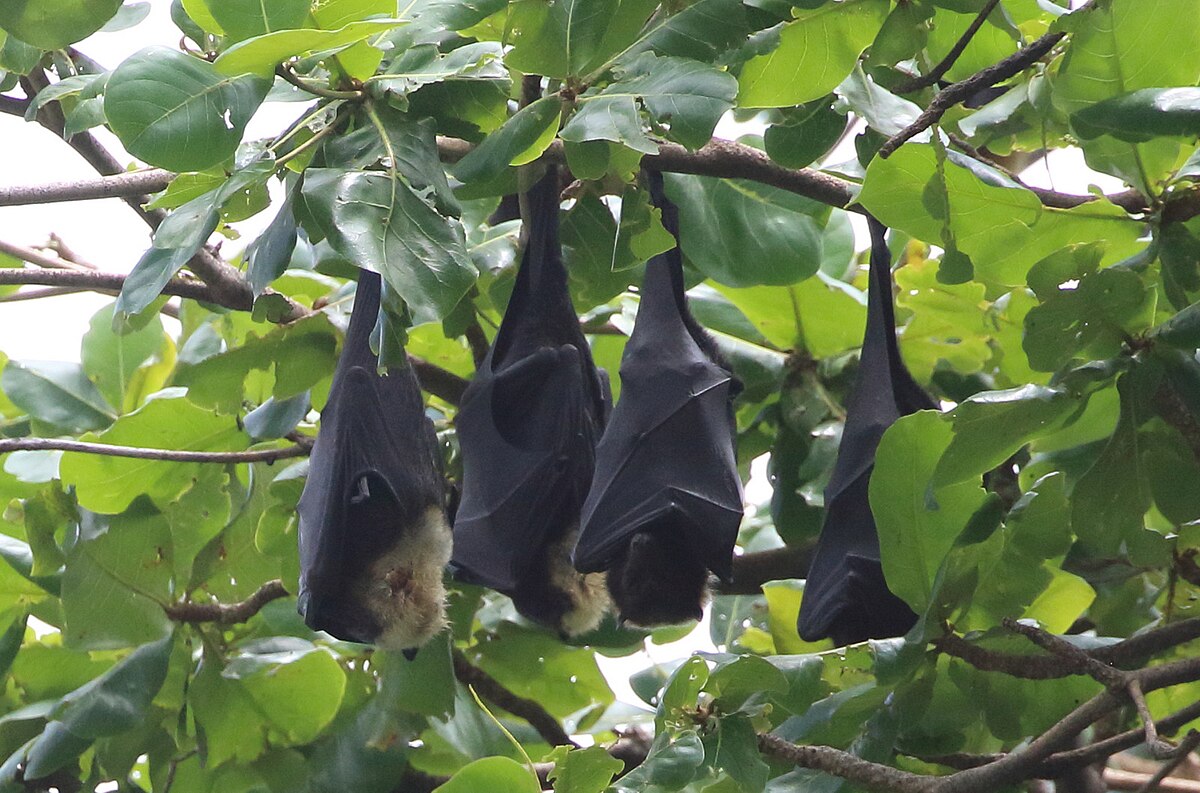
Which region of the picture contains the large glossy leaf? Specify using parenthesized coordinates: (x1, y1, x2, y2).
(561, 52, 737, 152)
(223, 640, 347, 744)
(1, 360, 115, 433)
(451, 95, 562, 184)
(871, 411, 989, 614)
(58, 393, 249, 514)
(1052, 0, 1200, 193)
(104, 47, 271, 172)
(22, 635, 173, 778)
(0, 0, 121, 49)
(81, 304, 164, 412)
(1073, 87, 1200, 142)
(208, 0, 310, 42)
(738, 0, 889, 108)
(212, 19, 403, 77)
(618, 0, 752, 63)
(301, 168, 475, 324)
(663, 173, 826, 287)
(859, 144, 1142, 286)
(438, 756, 541, 793)
(505, 0, 655, 78)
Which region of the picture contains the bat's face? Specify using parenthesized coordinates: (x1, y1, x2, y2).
(606, 530, 708, 628)
(300, 473, 452, 653)
(509, 528, 610, 638)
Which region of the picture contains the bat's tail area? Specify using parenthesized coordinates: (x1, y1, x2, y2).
(509, 527, 611, 638)
(606, 529, 709, 628)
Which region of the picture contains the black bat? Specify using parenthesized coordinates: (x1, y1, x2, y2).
(297, 269, 453, 656)
(573, 171, 744, 628)
(796, 216, 935, 646)
(450, 167, 613, 637)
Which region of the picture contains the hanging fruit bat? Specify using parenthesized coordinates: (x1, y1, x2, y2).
(297, 269, 453, 657)
(573, 170, 744, 628)
(796, 216, 935, 647)
(450, 167, 613, 637)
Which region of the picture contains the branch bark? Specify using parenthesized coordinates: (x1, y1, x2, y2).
(451, 648, 579, 748)
(164, 580, 289, 623)
(0, 169, 173, 207)
(0, 438, 310, 464)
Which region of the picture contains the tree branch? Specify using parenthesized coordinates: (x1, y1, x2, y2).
(879, 28, 1067, 159)
(0, 169, 173, 207)
(451, 648, 579, 748)
(0, 438, 309, 464)
(894, 0, 1003, 93)
(757, 733, 933, 793)
(164, 580, 289, 623)
(718, 543, 815, 595)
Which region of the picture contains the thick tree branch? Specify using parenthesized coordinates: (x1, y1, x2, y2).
(757, 733, 933, 793)
(879, 29, 1067, 158)
(164, 580, 289, 623)
(451, 648, 578, 748)
(0, 169, 173, 207)
(718, 543, 815, 595)
(894, 0, 1003, 93)
(0, 438, 309, 464)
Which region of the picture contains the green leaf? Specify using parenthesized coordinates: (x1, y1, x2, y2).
(189, 649, 271, 766)
(561, 52, 737, 152)
(702, 715, 768, 793)
(437, 756, 541, 793)
(1052, 0, 1200, 193)
(934, 386, 1081, 487)
(612, 730, 704, 791)
(61, 506, 175, 650)
(1073, 87, 1200, 142)
(301, 169, 475, 324)
(859, 144, 1142, 286)
(871, 411, 989, 613)
(81, 304, 164, 413)
(0, 0, 122, 49)
(174, 313, 338, 412)
(371, 41, 505, 96)
(246, 190, 300, 296)
(23, 634, 173, 778)
(547, 745, 624, 793)
(1071, 369, 1156, 554)
(738, 0, 889, 108)
(835, 64, 921, 137)
(504, 0, 648, 78)
(59, 394, 249, 514)
(208, 0, 310, 42)
(377, 636, 456, 719)
(1150, 298, 1200, 350)
(618, 0, 752, 64)
(451, 96, 562, 184)
(223, 640, 347, 745)
(662, 173, 827, 287)
(213, 19, 403, 78)
(763, 98, 848, 169)
(104, 47, 271, 172)
(1, 360, 115, 433)
(560, 193, 643, 310)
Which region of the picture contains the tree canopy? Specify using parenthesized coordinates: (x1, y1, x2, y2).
(0, 1, 1199, 792)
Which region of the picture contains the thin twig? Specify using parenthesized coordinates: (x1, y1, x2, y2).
(1136, 731, 1200, 793)
(894, 0, 1003, 93)
(1108, 767, 1200, 793)
(879, 28, 1068, 158)
(0, 437, 310, 463)
(275, 64, 363, 100)
(165, 580, 288, 623)
(451, 648, 578, 748)
(1004, 618, 1125, 686)
(0, 239, 93, 272)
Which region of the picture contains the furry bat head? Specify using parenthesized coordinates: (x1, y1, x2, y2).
(297, 270, 453, 655)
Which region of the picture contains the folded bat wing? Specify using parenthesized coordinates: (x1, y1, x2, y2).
(297, 270, 447, 642)
(797, 217, 936, 646)
(575, 172, 742, 583)
(450, 168, 609, 596)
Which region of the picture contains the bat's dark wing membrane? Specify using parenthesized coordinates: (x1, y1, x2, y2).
(796, 217, 936, 646)
(297, 270, 446, 641)
(450, 169, 610, 593)
(574, 172, 743, 584)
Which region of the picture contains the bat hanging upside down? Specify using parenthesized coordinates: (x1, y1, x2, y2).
(573, 170, 745, 628)
(450, 166, 614, 638)
(297, 269, 454, 657)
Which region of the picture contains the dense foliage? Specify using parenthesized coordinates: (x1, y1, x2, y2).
(0, 0, 1199, 791)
